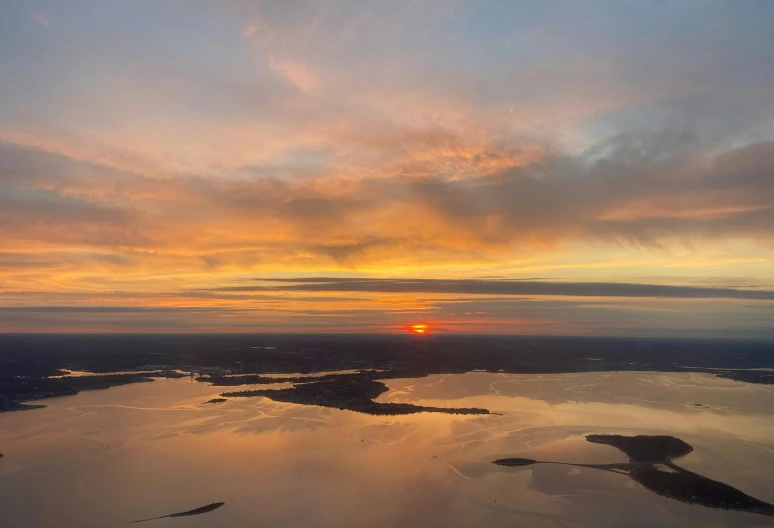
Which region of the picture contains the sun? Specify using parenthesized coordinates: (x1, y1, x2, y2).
(410, 324, 429, 334)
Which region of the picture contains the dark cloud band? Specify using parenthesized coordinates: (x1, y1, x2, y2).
(207, 277, 774, 300)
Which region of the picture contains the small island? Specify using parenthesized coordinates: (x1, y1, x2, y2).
(131, 502, 224, 523)
(222, 376, 490, 416)
(202, 398, 227, 404)
(494, 434, 774, 518)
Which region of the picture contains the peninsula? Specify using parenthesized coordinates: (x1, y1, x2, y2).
(130, 502, 225, 523)
(222, 376, 490, 415)
(494, 434, 774, 517)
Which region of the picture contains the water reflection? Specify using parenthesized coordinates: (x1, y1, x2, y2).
(0, 372, 772, 527)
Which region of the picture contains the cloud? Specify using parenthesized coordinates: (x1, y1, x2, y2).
(215, 277, 774, 301)
(241, 22, 257, 38)
(1, 135, 773, 275)
(32, 11, 50, 27)
(0, 306, 235, 313)
(269, 59, 320, 93)
(1, 291, 772, 337)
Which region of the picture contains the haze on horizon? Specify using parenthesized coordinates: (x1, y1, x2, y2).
(0, 1, 773, 336)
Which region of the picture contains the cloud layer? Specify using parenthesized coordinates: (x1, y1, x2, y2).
(0, 1, 773, 333)
(217, 278, 774, 300)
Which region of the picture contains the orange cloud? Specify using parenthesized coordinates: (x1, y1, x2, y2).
(269, 59, 320, 94)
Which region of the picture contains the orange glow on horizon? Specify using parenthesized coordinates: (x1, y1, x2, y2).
(410, 324, 429, 334)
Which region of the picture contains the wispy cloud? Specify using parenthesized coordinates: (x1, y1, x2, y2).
(269, 58, 320, 93)
(241, 22, 257, 38)
(32, 11, 50, 27)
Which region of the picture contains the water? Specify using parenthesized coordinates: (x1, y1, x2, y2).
(1, 371, 773, 527)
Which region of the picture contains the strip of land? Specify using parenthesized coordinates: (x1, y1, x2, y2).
(2, 335, 773, 412)
(1, 371, 186, 412)
(130, 502, 224, 523)
(494, 434, 774, 518)
(222, 376, 489, 415)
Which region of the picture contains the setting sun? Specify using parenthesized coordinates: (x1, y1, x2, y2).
(410, 324, 428, 334)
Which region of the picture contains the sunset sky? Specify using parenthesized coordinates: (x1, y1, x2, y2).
(1, 1, 773, 335)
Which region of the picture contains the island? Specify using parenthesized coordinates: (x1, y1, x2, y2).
(222, 376, 490, 416)
(494, 434, 774, 518)
(131, 502, 224, 523)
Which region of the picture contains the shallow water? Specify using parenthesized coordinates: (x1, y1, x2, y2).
(1, 371, 773, 527)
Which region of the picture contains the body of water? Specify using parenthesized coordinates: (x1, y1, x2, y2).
(1, 371, 773, 527)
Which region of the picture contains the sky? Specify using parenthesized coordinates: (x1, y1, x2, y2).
(1, 0, 773, 336)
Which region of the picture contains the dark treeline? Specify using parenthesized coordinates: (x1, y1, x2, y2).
(1, 334, 773, 411)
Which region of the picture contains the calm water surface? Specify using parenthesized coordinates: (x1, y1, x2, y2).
(1, 371, 773, 527)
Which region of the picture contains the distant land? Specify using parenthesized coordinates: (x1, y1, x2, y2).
(1, 334, 773, 413)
